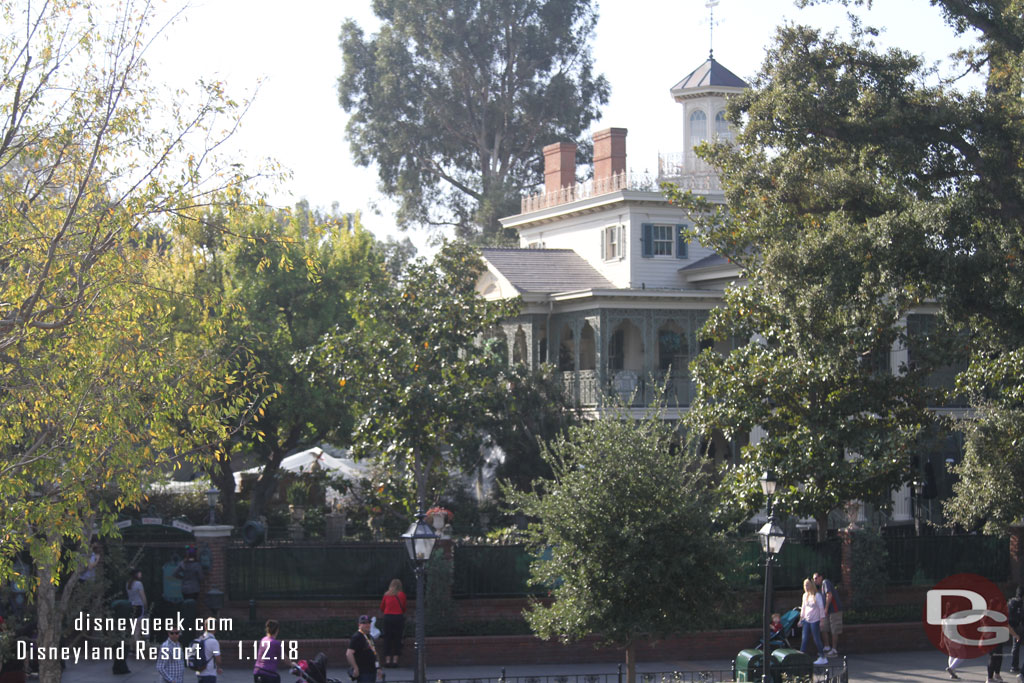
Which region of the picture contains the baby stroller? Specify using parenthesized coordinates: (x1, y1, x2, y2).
(755, 606, 801, 650)
(291, 653, 341, 683)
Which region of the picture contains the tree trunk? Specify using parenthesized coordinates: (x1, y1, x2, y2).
(213, 459, 236, 527)
(37, 564, 63, 683)
(816, 512, 830, 543)
(247, 459, 282, 522)
(625, 640, 636, 683)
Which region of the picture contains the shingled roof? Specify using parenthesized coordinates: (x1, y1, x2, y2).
(679, 252, 731, 271)
(481, 248, 614, 294)
(670, 56, 748, 93)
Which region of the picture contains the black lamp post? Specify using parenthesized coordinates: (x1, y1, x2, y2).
(758, 471, 786, 683)
(911, 479, 925, 536)
(402, 513, 438, 683)
(205, 486, 219, 525)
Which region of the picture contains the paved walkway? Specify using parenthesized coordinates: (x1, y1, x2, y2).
(52, 648, 1007, 683)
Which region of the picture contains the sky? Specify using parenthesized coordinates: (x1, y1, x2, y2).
(144, 0, 977, 255)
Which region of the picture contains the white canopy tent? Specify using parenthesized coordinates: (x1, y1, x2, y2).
(233, 446, 369, 506)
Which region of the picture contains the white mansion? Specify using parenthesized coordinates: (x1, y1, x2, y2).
(474, 55, 961, 531)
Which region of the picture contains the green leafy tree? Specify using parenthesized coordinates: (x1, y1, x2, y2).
(302, 241, 520, 512)
(671, 0, 1024, 537)
(0, 3, 262, 681)
(505, 405, 729, 683)
(482, 363, 577, 490)
(338, 0, 609, 243)
(165, 202, 384, 523)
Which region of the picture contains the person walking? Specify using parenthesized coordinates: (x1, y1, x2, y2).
(174, 547, 205, 602)
(194, 622, 222, 683)
(379, 579, 407, 668)
(798, 578, 828, 666)
(346, 615, 381, 683)
(252, 620, 284, 683)
(126, 568, 147, 643)
(156, 628, 184, 683)
(813, 571, 843, 656)
(1008, 586, 1024, 674)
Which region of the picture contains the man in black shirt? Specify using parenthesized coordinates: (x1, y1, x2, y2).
(345, 615, 380, 683)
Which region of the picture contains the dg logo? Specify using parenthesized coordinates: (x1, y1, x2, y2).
(924, 574, 1010, 658)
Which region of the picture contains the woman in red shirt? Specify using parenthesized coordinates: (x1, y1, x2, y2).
(379, 579, 407, 668)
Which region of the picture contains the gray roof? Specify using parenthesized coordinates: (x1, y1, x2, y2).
(671, 57, 748, 93)
(679, 252, 732, 271)
(481, 248, 613, 294)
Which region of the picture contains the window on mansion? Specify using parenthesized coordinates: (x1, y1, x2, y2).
(714, 110, 732, 142)
(690, 110, 707, 149)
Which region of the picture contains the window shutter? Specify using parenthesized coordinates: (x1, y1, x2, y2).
(600, 229, 606, 260)
(676, 224, 688, 259)
(618, 225, 626, 260)
(641, 223, 653, 258)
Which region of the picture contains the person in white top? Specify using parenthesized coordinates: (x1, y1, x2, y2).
(797, 577, 829, 666)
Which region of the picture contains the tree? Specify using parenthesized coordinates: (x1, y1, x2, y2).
(301, 241, 520, 513)
(164, 202, 384, 524)
(481, 362, 577, 491)
(338, 0, 609, 243)
(504, 404, 729, 683)
(671, 0, 1024, 536)
(0, 3, 262, 680)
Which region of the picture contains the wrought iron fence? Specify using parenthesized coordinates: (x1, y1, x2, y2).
(884, 533, 1009, 585)
(732, 539, 842, 591)
(452, 544, 535, 598)
(226, 543, 415, 600)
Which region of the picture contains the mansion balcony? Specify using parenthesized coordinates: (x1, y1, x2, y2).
(656, 152, 722, 193)
(560, 368, 695, 410)
(520, 170, 657, 213)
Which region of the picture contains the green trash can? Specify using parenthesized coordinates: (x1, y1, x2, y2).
(734, 648, 763, 682)
(772, 648, 813, 681)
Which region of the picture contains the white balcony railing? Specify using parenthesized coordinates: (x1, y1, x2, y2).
(656, 152, 722, 193)
(520, 170, 656, 213)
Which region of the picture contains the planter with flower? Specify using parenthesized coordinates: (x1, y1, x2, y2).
(426, 506, 453, 532)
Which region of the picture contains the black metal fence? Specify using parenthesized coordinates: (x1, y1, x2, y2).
(205, 535, 1010, 600)
(885, 533, 1009, 585)
(452, 544, 534, 598)
(732, 539, 842, 591)
(226, 544, 416, 600)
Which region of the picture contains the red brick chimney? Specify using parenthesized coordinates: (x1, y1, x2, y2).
(543, 142, 576, 195)
(593, 127, 627, 184)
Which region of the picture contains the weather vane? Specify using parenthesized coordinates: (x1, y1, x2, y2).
(706, 0, 719, 60)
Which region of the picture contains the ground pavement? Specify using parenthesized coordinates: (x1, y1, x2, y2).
(53, 648, 1008, 683)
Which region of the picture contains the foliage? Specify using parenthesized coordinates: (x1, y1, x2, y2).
(484, 363, 577, 491)
(946, 351, 1024, 532)
(848, 529, 888, 609)
(122, 490, 213, 527)
(164, 202, 384, 524)
(0, 2, 266, 682)
(668, 0, 1024, 539)
(425, 547, 456, 631)
(337, 0, 609, 242)
(301, 241, 520, 513)
(505, 401, 729, 683)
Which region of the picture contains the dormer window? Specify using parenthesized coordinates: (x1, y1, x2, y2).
(652, 225, 673, 255)
(641, 223, 690, 259)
